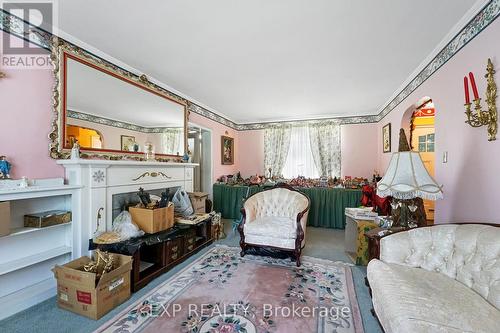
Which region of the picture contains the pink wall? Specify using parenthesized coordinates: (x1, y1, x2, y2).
(189, 113, 240, 180)
(340, 123, 378, 179)
(0, 31, 64, 179)
(234, 124, 379, 178)
(237, 130, 265, 177)
(377, 18, 500, 224)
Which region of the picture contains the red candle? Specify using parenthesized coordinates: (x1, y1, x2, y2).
(469, 72, 479, 100)
(464, 76, 470, 104)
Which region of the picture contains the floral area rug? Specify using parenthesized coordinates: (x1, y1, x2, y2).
(96, 245, 364, 333)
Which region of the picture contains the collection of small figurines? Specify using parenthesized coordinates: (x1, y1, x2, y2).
(216, 170, 370, 189)
(0, 155, 12, 179)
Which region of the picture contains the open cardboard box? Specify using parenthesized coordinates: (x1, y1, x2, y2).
(53, 253, 133, 320)
(129, 202, 174, 234)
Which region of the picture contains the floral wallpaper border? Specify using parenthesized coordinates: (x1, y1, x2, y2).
(1, 1, 499, 130)
(67, 110, 182, 133)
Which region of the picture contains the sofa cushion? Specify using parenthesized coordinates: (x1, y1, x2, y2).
(367, 259, 500, 333)
(244, 216, 296, 239)
(379, 224, 500, 309)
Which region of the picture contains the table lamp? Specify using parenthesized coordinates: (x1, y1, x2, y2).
(377, 129, 443, 228)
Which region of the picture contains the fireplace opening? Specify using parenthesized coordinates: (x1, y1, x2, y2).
(111, 186, 181, 220)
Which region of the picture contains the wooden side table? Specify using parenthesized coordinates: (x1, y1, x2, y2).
(364, 227, 407, 262)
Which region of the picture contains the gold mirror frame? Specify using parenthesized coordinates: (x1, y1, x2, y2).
(50, 37, 188, 161)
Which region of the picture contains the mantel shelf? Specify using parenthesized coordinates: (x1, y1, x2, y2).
(56, 159, 198, 167)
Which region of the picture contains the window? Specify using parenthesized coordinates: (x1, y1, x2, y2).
(418, 133, 435, 152)
(282, 126, 319, 178)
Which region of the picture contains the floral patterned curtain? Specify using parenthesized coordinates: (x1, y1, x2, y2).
(308, 122, 341, 177)
(264, 125, 292, 177)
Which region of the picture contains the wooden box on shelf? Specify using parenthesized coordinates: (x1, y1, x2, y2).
(129, 203, 174, 234)
(24, 210, 71, 228)
(188, 192, 208, 214)
(0, 201, 10, 237)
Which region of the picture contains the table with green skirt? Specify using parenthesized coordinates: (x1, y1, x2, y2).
(212, 184, 362, 229)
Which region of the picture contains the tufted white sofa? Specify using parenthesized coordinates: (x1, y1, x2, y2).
(367, 224, 500, 333)
(238, 185, 310, 266)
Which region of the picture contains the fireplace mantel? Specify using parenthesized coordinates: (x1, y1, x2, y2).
(57, 159, 198, 256)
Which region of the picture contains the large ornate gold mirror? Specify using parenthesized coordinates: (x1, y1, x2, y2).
(50, 38, 188, 160)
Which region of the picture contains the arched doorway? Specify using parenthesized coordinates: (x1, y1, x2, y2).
(409, 97, 436, 223)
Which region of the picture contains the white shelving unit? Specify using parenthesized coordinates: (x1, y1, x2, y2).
(0, 178, 81, 320)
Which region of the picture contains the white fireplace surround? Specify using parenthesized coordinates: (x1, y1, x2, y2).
(57, 159, 198, 257)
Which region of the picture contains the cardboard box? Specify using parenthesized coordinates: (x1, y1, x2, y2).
(129, 203, 174, 234)
(188, 192, 208, 214)
(0, 201, 10, 237)
(53, 253, 133, 320)
(24, 210, 71, 228)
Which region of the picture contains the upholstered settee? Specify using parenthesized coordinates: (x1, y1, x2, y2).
(238, 184, 310, 266)
(367, 224, 500, 333)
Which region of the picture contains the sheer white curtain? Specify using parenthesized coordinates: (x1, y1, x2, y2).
(282, 126, 319, 179)
(161, 128, 183, 155)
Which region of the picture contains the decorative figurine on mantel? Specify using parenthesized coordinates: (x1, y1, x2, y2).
(0, 155, 12, 179)
(70, 141, 81, 160)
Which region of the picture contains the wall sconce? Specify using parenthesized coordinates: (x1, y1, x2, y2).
(464, 58, 498, 141)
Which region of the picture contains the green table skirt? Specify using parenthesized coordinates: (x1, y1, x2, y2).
(212, 184, 362, 229)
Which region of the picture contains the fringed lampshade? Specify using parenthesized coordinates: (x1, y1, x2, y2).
(377, 129, 443, 201)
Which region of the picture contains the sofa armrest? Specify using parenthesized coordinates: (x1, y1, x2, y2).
(244, 205, 257, 223)
(379, 232, 412, 265)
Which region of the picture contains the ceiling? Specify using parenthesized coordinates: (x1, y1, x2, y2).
(58, 0, 478, 124)
(66, 58, 184, 128)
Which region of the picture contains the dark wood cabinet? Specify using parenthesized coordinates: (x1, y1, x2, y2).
(92, 217, 213, 292)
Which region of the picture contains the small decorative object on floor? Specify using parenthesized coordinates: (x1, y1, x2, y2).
(0, 155, 12, 179)
(463, 58, 498, 141)
(211, 212, 225, 239)
(70, 141, 80, 160)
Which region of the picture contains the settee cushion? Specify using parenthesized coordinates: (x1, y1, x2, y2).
(379, 224, 500, 310)
(367, 259, 500, 333)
